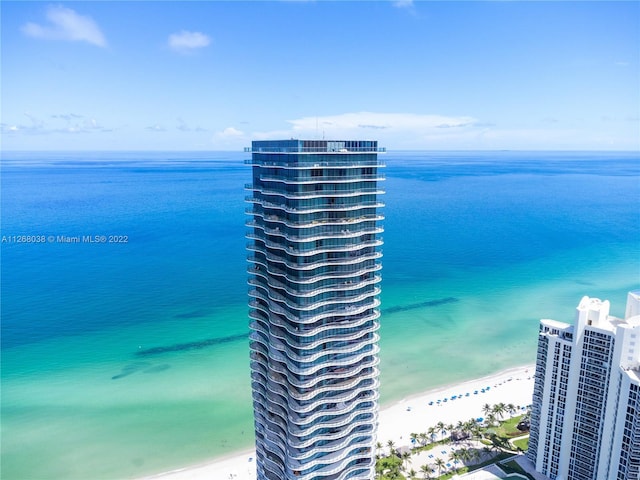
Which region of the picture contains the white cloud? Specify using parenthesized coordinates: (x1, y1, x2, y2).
(0, 112, 112, 135)
(168, 31, 211, 53)
(217, 127, 244, 137)
(211, 127, 248, 149)
(177, 117, 208, 132)
(287, 112, 476, 134)
(246, 112, 481, 149)
(21, 5, 107, 47)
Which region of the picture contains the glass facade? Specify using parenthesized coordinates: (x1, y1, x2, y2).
(246, 140, 384, 480)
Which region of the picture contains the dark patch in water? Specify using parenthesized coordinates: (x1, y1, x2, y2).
(382, 297, 458, 314)
(111, 362, 151, 380)
(173, 310, 209, 319)
(143, 364, 171, 374)
(135, 333, 248, 357)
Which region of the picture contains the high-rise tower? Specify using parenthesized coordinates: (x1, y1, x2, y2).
(528, 291, 640, 480)
(245, 140, 384, 480)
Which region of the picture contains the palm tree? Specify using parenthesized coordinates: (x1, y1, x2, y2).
(507, 403, 517, 417)
(493, 402, 506, 420)
(401, 451, 411, 471)
(419, 432, 428, 446)
(436, 421, 447, 441)
(458, 447, 472, 465)
(427, 426, 437, 444)
(387, 439, 396, 457)
(482, 403, 492, 417)
(486, 412, 498, 427)
(419, 464, 432, 479)
(408, 468, 417, 480)
(376, 441, 383, 458)
(448, 450, 461, 472)
(433, 457, 447, 476)
(410, 432, 419, 446)
(463, 419, 478, 440)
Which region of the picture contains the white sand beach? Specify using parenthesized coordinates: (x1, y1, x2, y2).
(141, 364, 535, 480)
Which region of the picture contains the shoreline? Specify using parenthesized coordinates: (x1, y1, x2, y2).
(141, 363, 536, 480)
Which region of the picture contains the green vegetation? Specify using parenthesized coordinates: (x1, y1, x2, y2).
(489, 415, 527, 438)
(433, 452, 515, 479)
(375, 402, 533, 480)
(512, 436, 529, 452)
(376, 454, 406, 479)
(498, 459, 538, 480)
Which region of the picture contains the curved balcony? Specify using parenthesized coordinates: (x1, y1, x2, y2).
(290, 427, 374, 458)
(248, 259, 382, 285)
(262, 321, 380, 354)
(248, 284, 380, 312)
(253, 352, 380, 393)
(249, 309, 380, 344)
(330, 462, 375, 480)
(292, 414, 377, 449)
(258, 443, 287, 478)
(246, 237, 383, 257)
(253, 391, 379, 436)
(250, 330, 379, 366)
(289, 410, 376, 447)
(288, 400, 376, 431)
(258, 367, 378, 406)
(263, 352, 380, 388)
(258, 174, 385, 184)
(264, 368, 379, 404)
(246, 236, 383, 257)
(247, 224, 383, 245)
(247, 186, 385, 200)
(249, 271, 381, 298)
(250, 308, 381, 338)
(287, 437, 375, 476)
(247, 250, 382, 272)
(255, 375, 378, 444)
(249, 297, 381, 325)
(245, 158, 385, 168)
(245, 208, 384, 232)
(287, 433, 374, 464)
(250, 280, 379, 309)
(246, 199, 385, 214)
(255, 385, 380, 419)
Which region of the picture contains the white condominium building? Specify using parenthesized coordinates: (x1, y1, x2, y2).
(528, 291, 640, 480)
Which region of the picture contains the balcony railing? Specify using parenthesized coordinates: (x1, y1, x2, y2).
(258, 174, 385, 184)
(244, 146, 386, 153)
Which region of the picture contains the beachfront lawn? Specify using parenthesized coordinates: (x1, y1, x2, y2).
(488, 414, 526, 438)
(512, 435, 529, 452)
(376, 454, 406, 479)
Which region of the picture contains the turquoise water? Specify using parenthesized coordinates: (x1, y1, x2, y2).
(1, 151, 638, 479)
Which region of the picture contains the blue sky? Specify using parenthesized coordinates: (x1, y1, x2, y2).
(1, 1, 638, 151)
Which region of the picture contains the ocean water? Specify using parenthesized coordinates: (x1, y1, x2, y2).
(1, 150, 638, 479)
